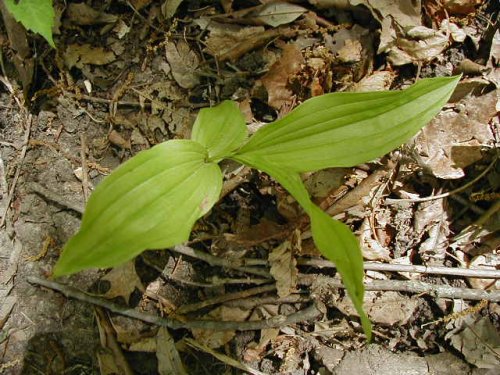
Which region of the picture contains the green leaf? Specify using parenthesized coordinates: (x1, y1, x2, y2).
(237, 159, 371, 339)
(4, 0, 55, 48)
(235, 76, 460, 172)
(53, 140, 222, 277)
(309, 205, 371, 340)
(191, 100, 248, 162)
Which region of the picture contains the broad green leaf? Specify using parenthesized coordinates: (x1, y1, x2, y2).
(235, 76, 460, 172)
(4, 0, 55, 47)
(237, 159, 371, 340)
(191, 100, 248, 161)
(53, 140, 222, 277)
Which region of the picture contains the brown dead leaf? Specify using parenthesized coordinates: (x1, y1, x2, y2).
(414, 90, 497, 179)
(101, 261, 144, 304)
(191, 306, 251, 348)
(165, 41, 200, 89)
(64, 44, 116, 69)
(269, 236, 299, 298)
(261, 42, 304, 110)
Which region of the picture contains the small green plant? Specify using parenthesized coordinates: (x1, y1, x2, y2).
(53, 76, 460, 340)
(4, 0, 55, 47)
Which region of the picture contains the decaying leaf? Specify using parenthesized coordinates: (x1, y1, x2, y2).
(249, 2, 306, 27)
(165, 41, 200, 89)
(191, 306, 251, 348)
(414, 90, 497, 179)
(309, 0, 422, 56)
(467, 254, 500, 290)
(194, 19, 265, 59)
(64, 44, 116, 69)
(269, 237, 299, 298)
(100, 261, 144, 304)
(66, 3, 117, 25)
(450, 316, 500, 369)
(261, 42, 304, 109)
(388, 26, 449, 65)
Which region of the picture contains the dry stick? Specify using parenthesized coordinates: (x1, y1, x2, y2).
(0, 114, 32, 228)
(172, 245, 271, 279)
(297, 258, 500, 279)
(26, 276, 321, 331)
(184, 338, 266, 375)
(176, 284, 276, 314)
(299, 275, 500, 302)
(385, 156, 498, 204)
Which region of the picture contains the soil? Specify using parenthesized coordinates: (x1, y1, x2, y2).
(0, 1, 499, 374)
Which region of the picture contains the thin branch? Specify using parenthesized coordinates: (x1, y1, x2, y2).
(299, 275, 500, 302)
(297, 258, 500, 279)
(172, 245, 271, 279)
(176, 284, 276, 314)
(184, 338, 266, 375)
(27, 276, 321, 331)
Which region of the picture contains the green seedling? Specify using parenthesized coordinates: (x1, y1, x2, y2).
(54, 76, 460, 340)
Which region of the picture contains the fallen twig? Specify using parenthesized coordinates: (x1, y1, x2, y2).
(297, 258, 500, 279)
(172, 245, 271, 279)
(299, 275, 500, 302)
(184, 338, 266, 375)
(27, 276, 321, 331)
(176, 284, 276, 314)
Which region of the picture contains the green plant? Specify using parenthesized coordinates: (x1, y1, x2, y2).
(53, 76, 460, 340)
(4, 0, 55, 47)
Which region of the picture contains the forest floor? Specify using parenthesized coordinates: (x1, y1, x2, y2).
(0, 0, 499, 374)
